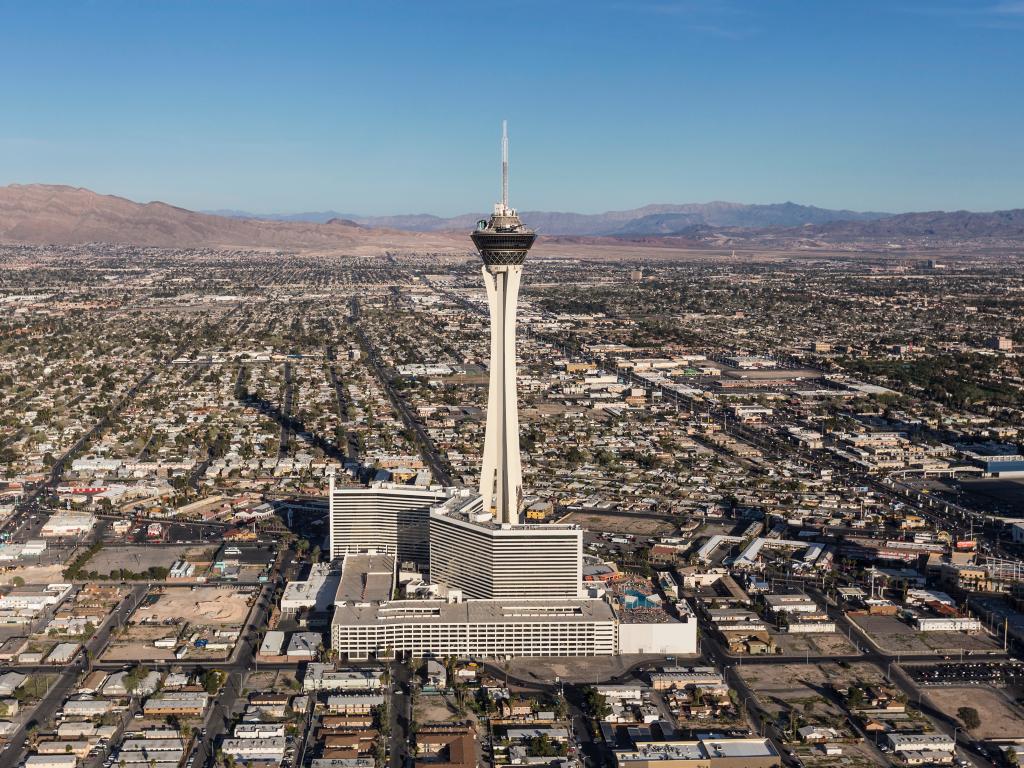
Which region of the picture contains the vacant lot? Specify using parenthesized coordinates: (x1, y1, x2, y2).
(508, 654, 668, 685)
(926, 686, 1024, 740)
(0, 564, 65, 584)
(560, 511, 675, 537)
(136, 586, 252, 625)
(101, 623, 180, 662)
(245, 669, 302, 693)
(851, 613, 999, 654)
(739, 661, 886, 723)
(772, 632, 860, 657)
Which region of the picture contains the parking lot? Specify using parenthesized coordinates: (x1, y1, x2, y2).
(850, 613, 1001, 655)
(906, 660, 1024, 686)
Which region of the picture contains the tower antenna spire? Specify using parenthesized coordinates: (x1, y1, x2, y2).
(501, 120, 509, 211)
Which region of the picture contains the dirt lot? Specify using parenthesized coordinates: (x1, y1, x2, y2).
(135, 586, 253, 625)
(559, 512, 676, 537)
(926, 686, 1024, 740)
(414, 693, 464, 724)
(245, 669, 302, 693)
(738, 661, 887, 722)
(102, 623, 179, 662)
(851, 613, 1000, 654)
(0, 564, 65, 584)
(103, 643, 176, 662)
(772, 632, 860, 657)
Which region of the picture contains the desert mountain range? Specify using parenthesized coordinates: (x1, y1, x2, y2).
(2, 183, 1022, 253)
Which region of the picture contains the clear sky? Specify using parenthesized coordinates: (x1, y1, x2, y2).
(0, 0, 1021, 216)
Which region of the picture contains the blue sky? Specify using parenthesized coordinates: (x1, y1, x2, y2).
(0, 0, 1021, 215)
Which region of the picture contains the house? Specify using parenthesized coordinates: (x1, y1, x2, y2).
(797, 725, 841, 743)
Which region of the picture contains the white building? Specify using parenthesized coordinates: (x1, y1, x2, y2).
(303, 664, 384, 692)
(26, 757, 79, 768)
(281, 563, 339, 614)
(286, 632, 323, 659)
(221, 737, 286, 761)
(331, 598, 617, 660)
(328, 480, 447, 563)
(763, 593, 821, 615)
(914, 616, 982, 632)
(429, 492, 583, 600)
(886, 733, 955, 753)
(0, 583, 72, 614)
(233, 724, 286, 739)
(618, 599, 698, 655)
(471, 128, 535, 526)
(41, 512, 96, 537)
(786, 620, 837, 634)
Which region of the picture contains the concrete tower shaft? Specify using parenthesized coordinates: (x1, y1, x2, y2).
(471, 122, 536, 524)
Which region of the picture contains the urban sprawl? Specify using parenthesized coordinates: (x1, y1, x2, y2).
(0, 232, 1022, 768)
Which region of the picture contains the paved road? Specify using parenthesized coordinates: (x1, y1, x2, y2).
(278, 361, 294, 459)
(0, 586, 147, 768)
(326, 347, 360, 464)
(388, 661, 412, 768)
(351, 298, 452, 485)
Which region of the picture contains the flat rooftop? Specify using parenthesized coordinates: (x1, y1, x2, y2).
(333, 598, 616, 627)
(335, 554, 395, 604)
(431, 491, 581, 533)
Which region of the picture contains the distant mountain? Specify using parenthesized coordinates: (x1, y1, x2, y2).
(803, 208, 1024, 239)
(205, 208, 364, 224)
(0, 184, 462, 253)
(213, 201, 891, 235)
(4, 185, 1020, 252)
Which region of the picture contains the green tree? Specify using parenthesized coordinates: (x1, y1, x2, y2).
(958, 706, 981, 731)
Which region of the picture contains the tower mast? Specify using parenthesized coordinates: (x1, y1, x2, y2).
(501, 120, 509, 211)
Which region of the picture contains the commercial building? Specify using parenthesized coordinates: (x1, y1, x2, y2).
(286, 632, 323, 660)
(323, 129, 688, 661)
(328, 479, 447, 562)
(281, 563, 340, 614)
(617, 600, 698, 655)
(25, 757, 79, 768)
(336, 553, 395, 603)
(613, 737, 780, 768)
(331, 598, 617, 660)
(913, 616, 981, 632)
(303, 664, 384, 693)
(0, 583, 73, 622)
(40, 512, 96, 537)
(959, 444, 1024, 477)
(428, 492, 583, 601)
